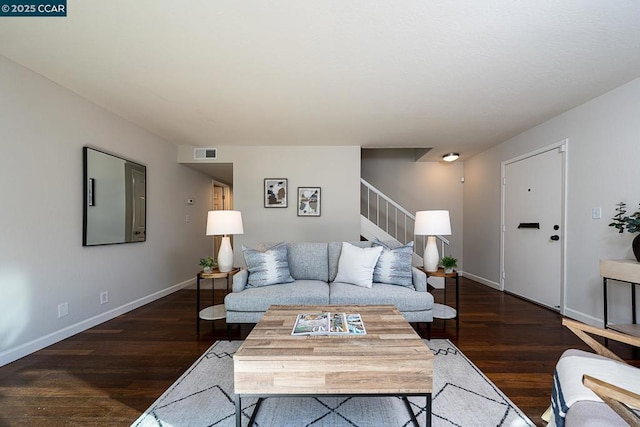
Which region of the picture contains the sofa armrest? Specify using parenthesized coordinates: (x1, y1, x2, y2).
(232, 269, 249, 292)
(412, 267, 427, 292)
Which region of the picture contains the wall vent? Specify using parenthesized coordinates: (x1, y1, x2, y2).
(194, 148, 217, 160)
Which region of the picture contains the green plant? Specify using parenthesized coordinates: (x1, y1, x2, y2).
(199, 256, 216, 269)
(609, 202, 640, 234)
(440, 256, 458, 270)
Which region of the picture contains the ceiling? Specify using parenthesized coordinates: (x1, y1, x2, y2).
(2, 1, 640, 161)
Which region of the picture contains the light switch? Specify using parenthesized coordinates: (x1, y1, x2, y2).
(592, 207, 601, 219)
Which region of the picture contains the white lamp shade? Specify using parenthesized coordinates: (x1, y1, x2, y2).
(206, 210, 244, 236)
(414, 210, 451, 236)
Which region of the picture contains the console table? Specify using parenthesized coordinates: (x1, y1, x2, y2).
(419, 267, 459, 330)
(196, 268, 239, 335)
(601, 259, 640, 337)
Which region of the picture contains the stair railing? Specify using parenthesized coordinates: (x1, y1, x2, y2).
(360, 178, 449, 259)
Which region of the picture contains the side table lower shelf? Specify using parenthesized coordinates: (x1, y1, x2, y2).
(199, 304, 227, 321)
(432, 303, 457, 320)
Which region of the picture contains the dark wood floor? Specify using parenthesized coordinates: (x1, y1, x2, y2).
(0, 278, 633, 426)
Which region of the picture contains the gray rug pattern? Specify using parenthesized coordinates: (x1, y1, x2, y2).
(132, 340, 533, 427)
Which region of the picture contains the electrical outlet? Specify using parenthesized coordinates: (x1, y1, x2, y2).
(58, 302, 68, 318)
(100, 291, 108, 305)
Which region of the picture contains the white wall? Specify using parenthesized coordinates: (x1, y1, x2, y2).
(0, 56, 213, 366)
(179, 145, 362, 265)
(361, 149, 464, 268)
(464, 77, 640, 325)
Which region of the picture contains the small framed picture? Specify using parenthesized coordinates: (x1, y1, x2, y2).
(264, 178, 288, 208)
(297, 187, 321, 216)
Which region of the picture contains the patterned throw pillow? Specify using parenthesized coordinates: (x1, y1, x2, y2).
(333, 242, 383, 288)
(372, 240, 414, 287)
(242, 242, 295, 287)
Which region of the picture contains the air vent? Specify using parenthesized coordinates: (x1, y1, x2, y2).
(194, 148, 217, 160)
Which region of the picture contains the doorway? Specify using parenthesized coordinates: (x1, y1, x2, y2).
(501, 141, 567, 311)
(211, 181, 232, 258)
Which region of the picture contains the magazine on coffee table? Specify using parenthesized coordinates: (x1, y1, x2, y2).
(291, 312, 367, 336)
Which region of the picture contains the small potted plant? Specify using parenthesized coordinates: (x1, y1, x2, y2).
(609, 202, 640, 262)
(199, 256, 216, 273)
(440, 256, 458, 274)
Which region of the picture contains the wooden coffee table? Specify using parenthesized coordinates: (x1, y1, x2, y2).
(233, 305, 433, 427)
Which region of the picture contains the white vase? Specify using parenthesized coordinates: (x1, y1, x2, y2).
(423, 236, 440, 272)
(217, 236, 234, 272)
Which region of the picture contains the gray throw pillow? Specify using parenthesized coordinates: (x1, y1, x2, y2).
(242, 242, 295, 287)
(372, 240, 414, 287)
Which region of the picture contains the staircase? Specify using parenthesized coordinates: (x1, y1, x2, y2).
(360, 178, 449, 288)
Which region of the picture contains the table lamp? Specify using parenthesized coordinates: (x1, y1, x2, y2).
(414, 210, 452, 272)
(206, 210, 244, 272)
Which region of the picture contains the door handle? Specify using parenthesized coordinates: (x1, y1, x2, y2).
(550, 235, 560, 241)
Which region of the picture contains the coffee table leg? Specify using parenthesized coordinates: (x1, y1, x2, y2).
(402, 396, 420, 427)
(403, 395, 431, 427)
(235, 394, 241, 427)
(248, 397, 264, 427)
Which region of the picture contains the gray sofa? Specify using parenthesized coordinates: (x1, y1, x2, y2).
(224, 241, 434, 325)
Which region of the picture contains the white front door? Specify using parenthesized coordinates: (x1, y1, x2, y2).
(502, 143, 566, 310)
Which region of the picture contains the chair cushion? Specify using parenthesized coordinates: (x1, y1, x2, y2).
(552, 349, 640, 427)
(564, 400, 630, 426)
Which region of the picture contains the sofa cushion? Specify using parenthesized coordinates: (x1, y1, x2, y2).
(333, 242, 383, 288)
(329, 281, 433, 312)
(328, 241, 372, 282)
(242, 242, 295, 287)
(225, 280, 330, 311)
(372, 239, 414, 287)
(287, 242, 329, 281)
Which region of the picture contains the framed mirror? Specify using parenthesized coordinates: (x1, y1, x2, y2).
(83, 147, 146, 246)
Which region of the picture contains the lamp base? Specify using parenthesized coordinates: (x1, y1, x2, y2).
(423, 235, 439, 272)
(217, 236, 234, 272)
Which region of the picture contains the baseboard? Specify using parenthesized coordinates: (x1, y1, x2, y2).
(0, 277, 196, 367)
(461, 271, 501, 290)
(563, 308, 603, 328)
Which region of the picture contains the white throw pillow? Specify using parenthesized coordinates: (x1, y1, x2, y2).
(333, 242, 383, 288)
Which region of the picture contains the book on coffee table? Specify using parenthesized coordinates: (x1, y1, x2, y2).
(291, 312, 366, 336)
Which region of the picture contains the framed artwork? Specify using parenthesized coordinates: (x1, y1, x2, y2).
(297, 187, 321, 216)
(264, 178, 288, 208)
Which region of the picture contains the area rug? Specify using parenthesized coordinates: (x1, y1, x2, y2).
(132, 340, 533, 427)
